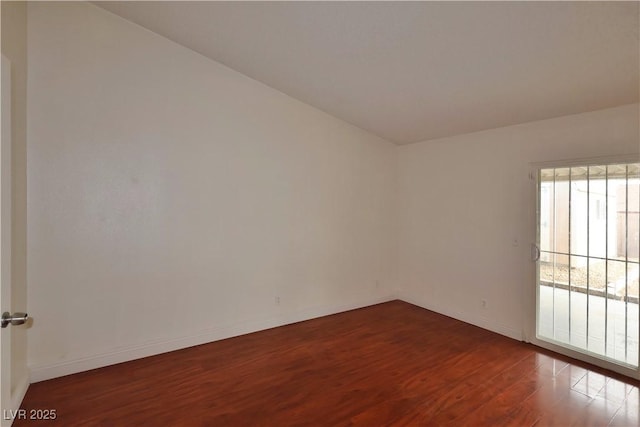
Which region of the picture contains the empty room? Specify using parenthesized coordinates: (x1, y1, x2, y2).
(1, 1, 639, 425)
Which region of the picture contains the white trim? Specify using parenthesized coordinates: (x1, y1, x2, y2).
(29, 293, 398, 383)
(530, 153, 640, 170)
(529, 336, 639, 380)
(398, 292, 523, 342)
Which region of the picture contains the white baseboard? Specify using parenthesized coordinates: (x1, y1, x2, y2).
(399, 292, 523, 342)
(29, 292, 398, 383)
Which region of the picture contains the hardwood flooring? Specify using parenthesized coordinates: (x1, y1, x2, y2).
(16, 301, 639, 426)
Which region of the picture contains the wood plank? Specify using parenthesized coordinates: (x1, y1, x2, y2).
(14, 301, 639, 426)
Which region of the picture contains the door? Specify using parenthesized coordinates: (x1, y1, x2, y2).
(533, 159, 640, 379)
(1, 54, 28, 426)
(1, 54, 12, 426)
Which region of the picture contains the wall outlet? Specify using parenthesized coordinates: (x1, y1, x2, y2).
(275, 296, 281, 305)
(375, 280, 380, 289)
(481, 299, 488, 309)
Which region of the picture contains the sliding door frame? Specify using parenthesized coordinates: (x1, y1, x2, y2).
(526, 153, 640, 380)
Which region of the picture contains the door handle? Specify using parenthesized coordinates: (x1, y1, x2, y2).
(1, 312, 28, 328)
(531, 244, 541, 262)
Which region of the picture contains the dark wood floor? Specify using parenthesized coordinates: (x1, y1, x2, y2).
(16, 300, 639, 426)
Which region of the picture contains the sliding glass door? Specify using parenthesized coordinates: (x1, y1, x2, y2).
(535, 161, 639, 376)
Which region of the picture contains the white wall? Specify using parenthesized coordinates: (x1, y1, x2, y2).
(1, 0, 29, 407)
(398, 104, 640, 340)
(25, 1, 640, 384)
(26, 2, 397, 381)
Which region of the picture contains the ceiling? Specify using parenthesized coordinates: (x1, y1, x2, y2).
(94, 1, 639, 145)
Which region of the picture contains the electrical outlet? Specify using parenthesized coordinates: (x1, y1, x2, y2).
(375, 280, 380, 289)
(275, 296, 281, 305)
(481, 299, 488, 309)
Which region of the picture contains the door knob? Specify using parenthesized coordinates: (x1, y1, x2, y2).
(1, 312, 28, 328)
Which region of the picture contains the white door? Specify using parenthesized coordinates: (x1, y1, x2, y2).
(0, 55, 15, 426)
(1, 53, 12, 427)
(531, 159, 640, 380)
(1, 54, 28, 426)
